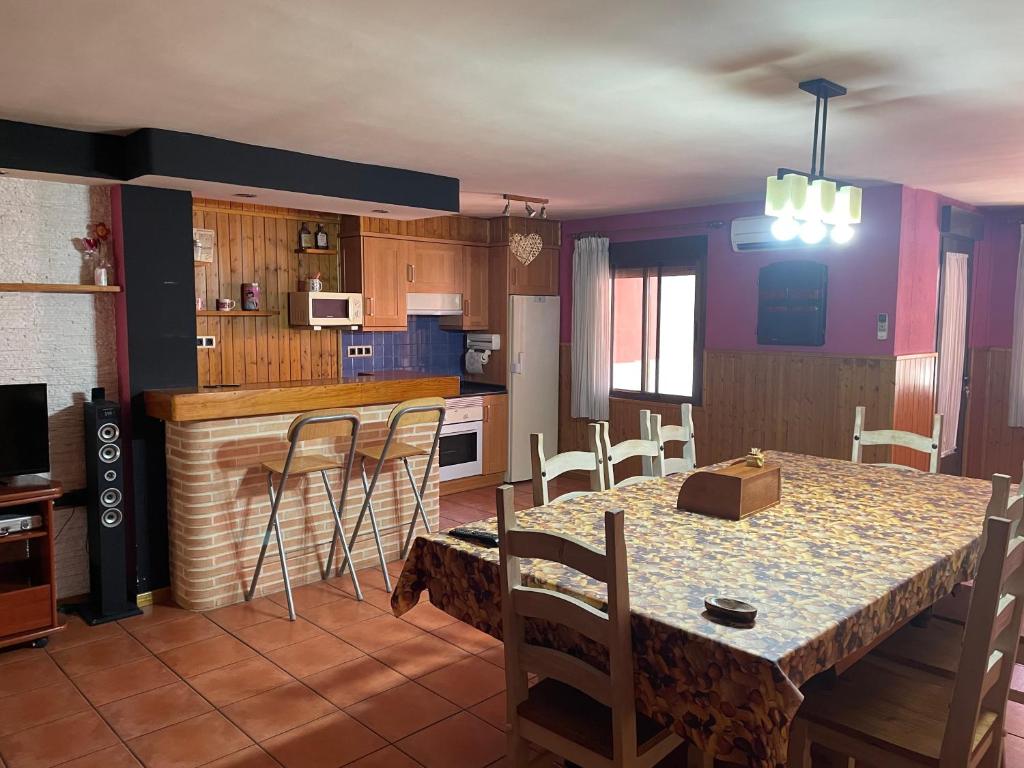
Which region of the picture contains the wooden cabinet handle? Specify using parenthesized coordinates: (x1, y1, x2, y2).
(406, 264, 413, 283)
(366, 296, 373, 315)
(484, 404, 490, 422)
(464, 298, 470, 316)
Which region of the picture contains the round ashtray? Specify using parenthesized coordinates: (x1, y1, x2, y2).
(704, 595, 757, 625)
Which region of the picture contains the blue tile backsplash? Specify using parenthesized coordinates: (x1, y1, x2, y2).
(341, 316, 465, 377)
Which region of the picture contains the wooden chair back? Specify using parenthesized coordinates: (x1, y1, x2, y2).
(388, 396, 446, 428)
(286, 408, 360, 443)
(592, 421, 661, 489)
(942, 500, 1024, 765)
(851, 405, 943, 473)
(530, 432, 605, 507)
(640, 407, 696, 477)
(496, 484, 655, 766)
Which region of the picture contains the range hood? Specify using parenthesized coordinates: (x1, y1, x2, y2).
(406, 293, 463, 316)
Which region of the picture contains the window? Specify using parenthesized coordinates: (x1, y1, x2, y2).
(610, 236, 705, 403)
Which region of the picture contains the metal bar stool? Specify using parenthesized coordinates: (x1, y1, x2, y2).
(246, 408, 363, 621)
(336, 397, 445, 592)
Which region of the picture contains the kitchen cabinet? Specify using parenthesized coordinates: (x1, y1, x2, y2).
(408, 242, 461, 293)
(344, 237, 408, 330)
(481, 393, 509, 476)
(440, 245, 489, 331)
(508, 246, 559, 296)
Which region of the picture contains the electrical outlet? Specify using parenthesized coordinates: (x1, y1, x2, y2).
(196, 335, 217, 348)
(346, 345, 372, 358)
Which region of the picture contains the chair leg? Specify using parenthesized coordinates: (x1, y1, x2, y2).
(787, 719, 812, 768)
(320, 469, 362, 600)
(399, 456, 431, 559)
(686, 744, 714, 767)
(507, 728, 530, 768)
(361, 461, 392, 592)
(247, 472, 296, 620)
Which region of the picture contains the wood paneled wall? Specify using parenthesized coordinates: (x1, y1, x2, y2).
(964, 348, 1024, 482)
(192, 199, 341, 386)
(558, 345, 937, 470)
(892, 354, 938, 471)
(342, 214, 490, 244)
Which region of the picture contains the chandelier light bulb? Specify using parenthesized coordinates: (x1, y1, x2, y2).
(799, 219, 827, 245)
(771, 216, 800, 241)
(830, 223, 855, 245)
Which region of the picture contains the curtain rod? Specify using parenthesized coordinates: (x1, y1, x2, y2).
(572, 219, 727, 240)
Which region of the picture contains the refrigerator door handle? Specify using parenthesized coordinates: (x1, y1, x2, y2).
(511, 352, 524, 375)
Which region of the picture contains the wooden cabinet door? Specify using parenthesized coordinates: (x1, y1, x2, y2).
(442, 245, 489, 331)
(408, 242, 461, 293)
(508, 247, 559, 296)
(481, 394, 509, 476)
(361, 237, 407, 329)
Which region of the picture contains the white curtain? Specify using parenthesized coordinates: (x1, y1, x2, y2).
(936, 252, 969, 455)
(1009, 225, 1024, 427)
(571, 236, 611, 420)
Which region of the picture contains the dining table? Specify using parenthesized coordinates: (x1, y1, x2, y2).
(391, 451, 994, 767)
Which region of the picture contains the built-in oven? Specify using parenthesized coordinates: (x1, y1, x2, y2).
(439, 396, 484, 482)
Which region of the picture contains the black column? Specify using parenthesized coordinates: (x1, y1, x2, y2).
(114, 185, 197, 593)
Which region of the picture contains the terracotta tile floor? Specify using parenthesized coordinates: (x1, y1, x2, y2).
(2, 478, 1023, 768)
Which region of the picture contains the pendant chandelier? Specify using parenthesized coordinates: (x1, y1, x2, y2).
(765, 78, 862, 245)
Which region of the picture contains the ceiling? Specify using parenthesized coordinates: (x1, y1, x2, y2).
(2, 0, 1023, 219)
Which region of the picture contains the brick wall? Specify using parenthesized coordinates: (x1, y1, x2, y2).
(164, 404, 441, 610)
(0, 177, 116, 597)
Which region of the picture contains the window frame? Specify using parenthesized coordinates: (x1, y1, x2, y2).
(608, 237, 707, 406)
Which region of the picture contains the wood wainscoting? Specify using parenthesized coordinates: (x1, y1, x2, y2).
(559, 345, 938, 471)
(193, 199, 342, 386)
(964, 347, 1024, 482)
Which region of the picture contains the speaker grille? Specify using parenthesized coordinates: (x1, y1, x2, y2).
(101, 508, 123, 528)
(98, 423, 120, 442)
(99, 444, 121, 464)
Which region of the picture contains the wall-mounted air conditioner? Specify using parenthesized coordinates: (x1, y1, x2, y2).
(730, 216, 818, 253)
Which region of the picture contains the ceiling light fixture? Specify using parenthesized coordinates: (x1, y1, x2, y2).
(525, 202, 536, 218)
(765, 78, 863, 246)
(234, 192, 257, 198)
(372, 209, 389, 214)
(539, 205, 547, 219)
(501, 199, 511, 216)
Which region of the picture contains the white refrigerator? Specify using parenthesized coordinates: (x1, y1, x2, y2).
(507, 294, 561, 482)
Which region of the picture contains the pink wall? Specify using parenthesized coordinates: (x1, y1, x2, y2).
(560, 184, 905, 356)
(970, 216, 1021, 349)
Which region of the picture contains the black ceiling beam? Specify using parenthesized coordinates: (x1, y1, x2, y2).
(0, 120, 459, 213)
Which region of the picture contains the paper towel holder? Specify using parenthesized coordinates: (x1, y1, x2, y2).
(465, 334, 500, 372)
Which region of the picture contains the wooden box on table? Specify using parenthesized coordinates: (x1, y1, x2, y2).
(0, 480, 64, 649)
(677, 461, 782, 521)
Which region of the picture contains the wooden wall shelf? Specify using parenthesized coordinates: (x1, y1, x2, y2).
(294, 248, 337, 256)
(197, 310, 278, 317)
(0, 283, 121, 294)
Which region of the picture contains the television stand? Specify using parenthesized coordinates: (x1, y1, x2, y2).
(0, 480, 64, 650)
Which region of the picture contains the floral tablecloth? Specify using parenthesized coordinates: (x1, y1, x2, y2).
(391, 452, 992, 767)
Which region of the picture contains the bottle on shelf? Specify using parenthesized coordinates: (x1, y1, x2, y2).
(315, 224, 329, 250)
(299, 223, 314, 250)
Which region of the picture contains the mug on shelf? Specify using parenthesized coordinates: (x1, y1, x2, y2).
(216, 298, 237, 311)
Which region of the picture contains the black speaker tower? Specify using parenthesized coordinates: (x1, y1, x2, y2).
(71, 388, 142, 624)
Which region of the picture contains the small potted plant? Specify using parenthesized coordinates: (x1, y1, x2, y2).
(82, 222, 111, 286)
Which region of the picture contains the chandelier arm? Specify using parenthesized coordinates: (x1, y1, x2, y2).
(810, 92, 821, 177)
(819, 96, 829, 178)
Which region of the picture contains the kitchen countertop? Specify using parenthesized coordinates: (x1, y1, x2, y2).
(457, 380, 507, 396)
(144, 371, 459, 422)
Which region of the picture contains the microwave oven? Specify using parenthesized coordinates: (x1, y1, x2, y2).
(288, 291, 364, 329)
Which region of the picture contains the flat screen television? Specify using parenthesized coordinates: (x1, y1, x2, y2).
(0, 383, 50, 479)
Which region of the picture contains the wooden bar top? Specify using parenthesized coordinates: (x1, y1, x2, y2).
(144, 372, 460, 422)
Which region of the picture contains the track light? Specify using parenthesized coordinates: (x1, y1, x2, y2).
(501, 200, 510, 216)
(539, 205, 547, 219)
(525, 202, 536, 218)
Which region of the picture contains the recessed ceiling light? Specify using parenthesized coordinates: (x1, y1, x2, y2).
(372, 209, 389, 214)
(234, 192, 257, 198)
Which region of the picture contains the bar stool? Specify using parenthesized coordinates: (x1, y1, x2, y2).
(337, 397, 445, 592)
(246, 408, 363, 621)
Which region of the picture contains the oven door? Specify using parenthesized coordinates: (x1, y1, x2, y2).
(438, 420, 483, 481)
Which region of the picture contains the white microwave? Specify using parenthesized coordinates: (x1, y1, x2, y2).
(288, 291, 363, 329)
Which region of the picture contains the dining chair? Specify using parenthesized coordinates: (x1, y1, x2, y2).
(246, 408, 363, 620)
(592, 421, 661, 489)
(495, 485, 684, 768)
(871, 475, 1024, 689)
(639, 406, 696, 477)
(530, 431, 605, 507)
(337, 397, 445, 593)
(851, 405, 943, 473)
(788, 510, 1024, 768)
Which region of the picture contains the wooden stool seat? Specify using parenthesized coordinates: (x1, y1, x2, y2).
(355, 440, 428, 463)
(871, 616, 962, 679)
(261, 454, 345, 476)
(800, 657, 999, 765)
(517, 679, 672, 761)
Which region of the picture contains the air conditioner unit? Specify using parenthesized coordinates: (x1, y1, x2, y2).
(730, 216, 816, 253)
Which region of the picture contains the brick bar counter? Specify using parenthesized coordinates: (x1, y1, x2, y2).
(145, 372, 459, 610)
